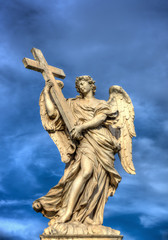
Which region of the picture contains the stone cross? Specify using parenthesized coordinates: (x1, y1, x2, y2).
(23, 48, 76, 134)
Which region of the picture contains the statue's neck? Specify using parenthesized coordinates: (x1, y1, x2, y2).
(83, 91, 94, 100)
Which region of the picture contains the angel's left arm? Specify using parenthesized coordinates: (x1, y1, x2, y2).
(82, 113, 107, 130)
(70, 113, 106, 140)
(70, 100, 119, 140)
(81, 108, 119, 130)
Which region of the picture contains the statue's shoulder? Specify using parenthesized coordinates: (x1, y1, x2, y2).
(66, 96, 82, 106)
(97, 99, 107, 104)
(67, 95, 81, 101)
(94, 99, 108, 107)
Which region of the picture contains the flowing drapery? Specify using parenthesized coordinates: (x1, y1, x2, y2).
(33, 96, 121, 225)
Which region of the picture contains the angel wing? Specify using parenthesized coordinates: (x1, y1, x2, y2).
(108, 85, 136, 174)
(39, 90, 75, 164)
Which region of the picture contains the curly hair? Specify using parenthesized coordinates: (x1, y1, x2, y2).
(75, 75, 96, 96)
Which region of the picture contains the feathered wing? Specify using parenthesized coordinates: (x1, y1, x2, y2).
(108, 85, 136, 174)
(39, 90, 75, 164)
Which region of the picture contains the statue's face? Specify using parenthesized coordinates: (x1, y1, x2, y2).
(78, 80, 92, 95)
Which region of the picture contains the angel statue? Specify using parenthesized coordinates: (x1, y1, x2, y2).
(32, 74, 136, 237)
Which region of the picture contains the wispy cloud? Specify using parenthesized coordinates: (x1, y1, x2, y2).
(140, 211, 168, 228)
(0, 217, 46, 240)
(0, 199, 33, 207)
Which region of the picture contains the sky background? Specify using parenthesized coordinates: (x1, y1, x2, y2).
(0, 0, 168, 239)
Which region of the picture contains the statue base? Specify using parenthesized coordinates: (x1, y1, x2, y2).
(40, 235, 123, 240)
(40, 221, 123, 240)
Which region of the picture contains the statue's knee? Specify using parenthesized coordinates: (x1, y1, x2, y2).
(82, 169, 92, 180)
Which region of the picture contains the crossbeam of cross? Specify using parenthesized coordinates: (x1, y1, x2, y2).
(23, 48, 76, 136)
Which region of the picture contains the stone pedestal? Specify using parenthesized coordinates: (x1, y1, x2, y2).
(40, 235, 123, 240)
(40, 221, 123, 240)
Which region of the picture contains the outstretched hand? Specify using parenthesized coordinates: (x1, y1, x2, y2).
(70, 125, 83, 141)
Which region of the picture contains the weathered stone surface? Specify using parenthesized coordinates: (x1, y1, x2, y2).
(42, 222, 121, 236)
(23, 48, 76, 135)
(23, 48, 136, 240)
(40, 235, 123, 240)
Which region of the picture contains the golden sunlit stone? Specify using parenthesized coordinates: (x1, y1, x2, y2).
(23, 48, 136, 240)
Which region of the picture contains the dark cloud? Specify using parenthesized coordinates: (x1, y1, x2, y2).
(104, 213, 168, 240)
(0, 215, 48, 240)
(0, 231, 23, 240)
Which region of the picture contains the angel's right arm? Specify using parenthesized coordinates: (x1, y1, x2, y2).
(43, 84, 57, 119)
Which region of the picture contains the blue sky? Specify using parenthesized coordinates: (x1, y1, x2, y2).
(0, 0, 168, 239)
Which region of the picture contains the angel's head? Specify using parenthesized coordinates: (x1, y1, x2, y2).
(75, 75, 96, 96)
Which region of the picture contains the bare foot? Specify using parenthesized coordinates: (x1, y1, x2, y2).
(58, 211, 72, 223)
(85, 216, 98, 225)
